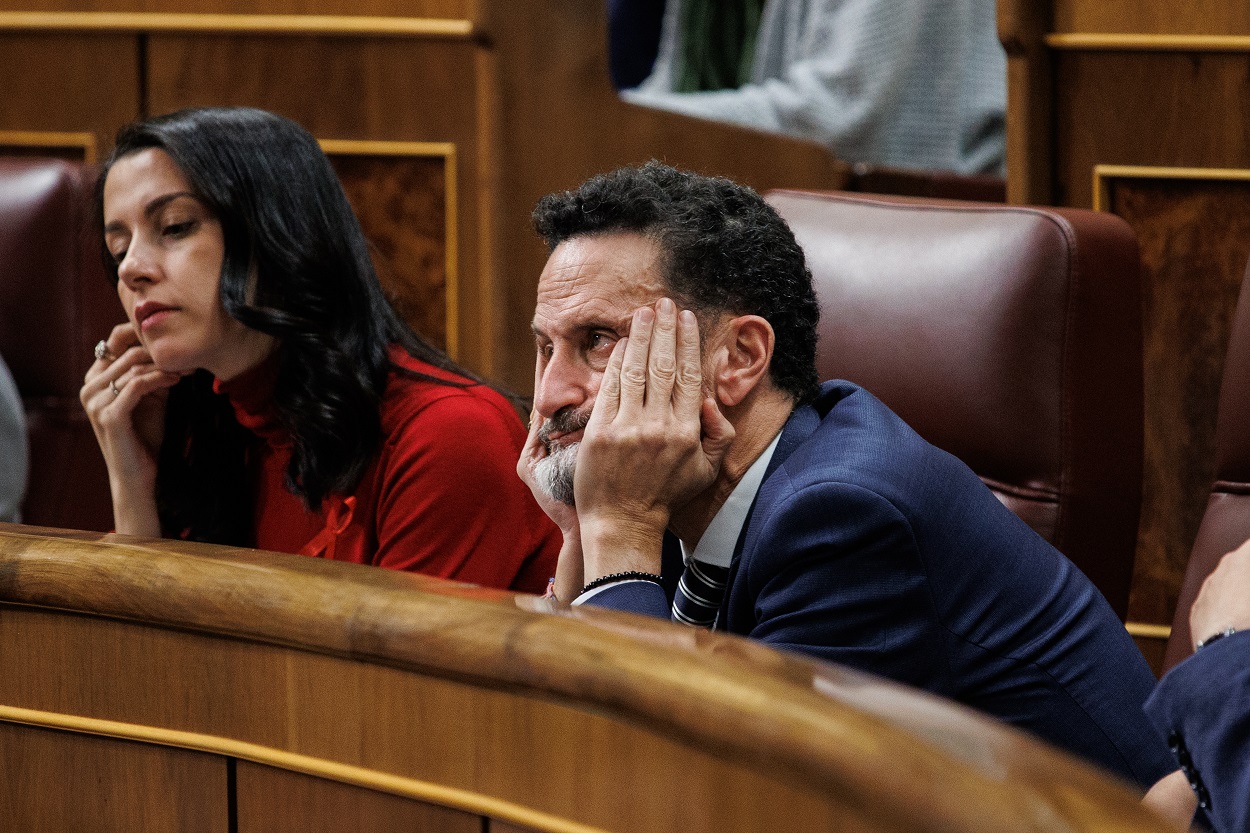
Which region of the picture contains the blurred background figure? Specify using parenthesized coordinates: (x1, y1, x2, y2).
(616, 0, 1006, 174)
(608, 0, 668, 90)
(0, 352, 27, 523)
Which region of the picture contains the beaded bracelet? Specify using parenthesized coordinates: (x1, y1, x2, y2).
(581, 571, 664, 595)
(1195, 627, 1238, 652)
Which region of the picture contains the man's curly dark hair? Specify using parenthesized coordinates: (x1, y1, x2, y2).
(532, 161, 821, 404)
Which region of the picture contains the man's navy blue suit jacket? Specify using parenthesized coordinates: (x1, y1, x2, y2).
(1146, 631, 1250, 831)
(591, 380, 1174, 786)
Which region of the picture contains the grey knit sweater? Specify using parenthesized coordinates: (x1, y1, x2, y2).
(0, 354, 26, 523)
(623, 0, 1006, 175)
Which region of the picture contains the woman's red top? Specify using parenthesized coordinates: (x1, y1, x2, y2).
(213, 348, 560, 594)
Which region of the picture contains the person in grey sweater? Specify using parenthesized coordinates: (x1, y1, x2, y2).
(0, 353, 27, 523)
(623, 0, 1006, 175)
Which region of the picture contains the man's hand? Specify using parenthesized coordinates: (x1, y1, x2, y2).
(517, 407, 584, 601)
(574, 298, 734, 581)
(1191, 537, 1250, 649)
(1142, 770, 1196, 831)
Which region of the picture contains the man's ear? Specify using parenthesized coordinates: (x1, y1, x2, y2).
(710, 315, 774, 408)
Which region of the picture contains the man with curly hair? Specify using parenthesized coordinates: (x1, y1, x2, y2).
(519, 161, 1173, 788)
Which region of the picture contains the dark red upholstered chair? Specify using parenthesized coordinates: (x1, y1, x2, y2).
(0, 157, 122, 531)
(765, 190, 1144, 621)
(1162, 260, 1250, 671)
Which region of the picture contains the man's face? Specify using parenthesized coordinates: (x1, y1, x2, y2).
(530, 232, 671, 504)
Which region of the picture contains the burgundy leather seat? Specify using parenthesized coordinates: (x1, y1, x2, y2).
(1163, 259, 1250, 670)
(765, 190, 1144, 620)
(0, 157, 122, 531)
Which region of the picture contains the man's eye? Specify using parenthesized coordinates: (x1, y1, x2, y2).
(589, 332, 614, 351)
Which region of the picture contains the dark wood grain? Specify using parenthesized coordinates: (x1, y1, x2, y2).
(329, 152, 448, 348)
(1108, 177, 1250, 628)
(0, 33, 138, 150)
(0, 722, 228, 833)
(236, 762, 480, 833)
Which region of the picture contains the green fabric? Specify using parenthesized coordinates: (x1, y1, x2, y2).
(674, 0, 766, 92)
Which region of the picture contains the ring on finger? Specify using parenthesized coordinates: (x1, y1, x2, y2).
(110, 379, 121, 398)
(94, 339, 114, 362)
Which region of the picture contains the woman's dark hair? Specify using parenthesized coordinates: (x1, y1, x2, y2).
(532, 161, 821, 404)
(98, 106, 481, 544)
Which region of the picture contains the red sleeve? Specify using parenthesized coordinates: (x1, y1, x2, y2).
(370, 390, 561, 593)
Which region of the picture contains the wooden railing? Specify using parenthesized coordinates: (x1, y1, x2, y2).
(0, 523, 1172, 832)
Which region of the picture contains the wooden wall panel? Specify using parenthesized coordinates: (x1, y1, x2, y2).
(0, 33, 138, 146)
(236, 762, 480, 833)
(1055, 52, 1250, 208)
(490, 823, 539, 833)
(0, 136, 93, 162)
(328, 150, 450, 350)
(143, 35, 478, 140)
(0, 722, 228, 833)
(1100, 177, 1250, 635)
(1052, 2, 1250, 34)
(1, 0, 472, 17)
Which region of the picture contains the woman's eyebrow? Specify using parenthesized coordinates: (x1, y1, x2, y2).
(103, 191, 199, 234)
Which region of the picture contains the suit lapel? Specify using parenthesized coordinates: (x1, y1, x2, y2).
(721, 400, 824, 619)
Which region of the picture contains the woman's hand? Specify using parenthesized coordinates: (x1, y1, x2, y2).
(80, 323, 181, 536)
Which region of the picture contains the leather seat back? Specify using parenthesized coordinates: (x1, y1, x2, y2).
(0, 157, 123, 531)
(766, 190, 1144, 620)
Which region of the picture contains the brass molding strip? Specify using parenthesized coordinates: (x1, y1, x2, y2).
(1046, 33, 1250, 52)
(318, 139, 459, 359)
(1125, 621, 1172, 641)
(0, 704, 608, 833)
(0, 11, 475, 39)
(0, 130, 97, 163)
(1093, 164, 1250, 211)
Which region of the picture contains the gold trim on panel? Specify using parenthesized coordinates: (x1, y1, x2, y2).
(0, 130, 97, 164)
(1125, 621, 1172, 641)
(1046, 33, 1250, 52)
(0, 11, 475, 39)
(1093, 164, 1250, 212)
(319, 139, 459, 359)
(0, 705, 608, 833)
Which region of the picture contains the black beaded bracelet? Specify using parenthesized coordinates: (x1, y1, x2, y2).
(581, 571, 664, 595)
(1195, 627, 1238, 651)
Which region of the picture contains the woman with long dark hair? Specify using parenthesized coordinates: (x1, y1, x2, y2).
(80, 107, 559, 591)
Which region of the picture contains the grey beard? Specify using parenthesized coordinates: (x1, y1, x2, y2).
(533, 441, 579, 507)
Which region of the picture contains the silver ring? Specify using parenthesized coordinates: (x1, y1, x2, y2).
(109, 379, 121, 398)
(94, 340, 113, 362)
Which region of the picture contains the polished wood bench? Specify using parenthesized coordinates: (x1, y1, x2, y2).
(0, 523, 1171, 832)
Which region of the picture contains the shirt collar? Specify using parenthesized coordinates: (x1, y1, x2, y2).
(679, 432, 782, 568)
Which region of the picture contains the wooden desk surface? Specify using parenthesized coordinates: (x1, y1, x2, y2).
(0, 523, 1171, 832)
